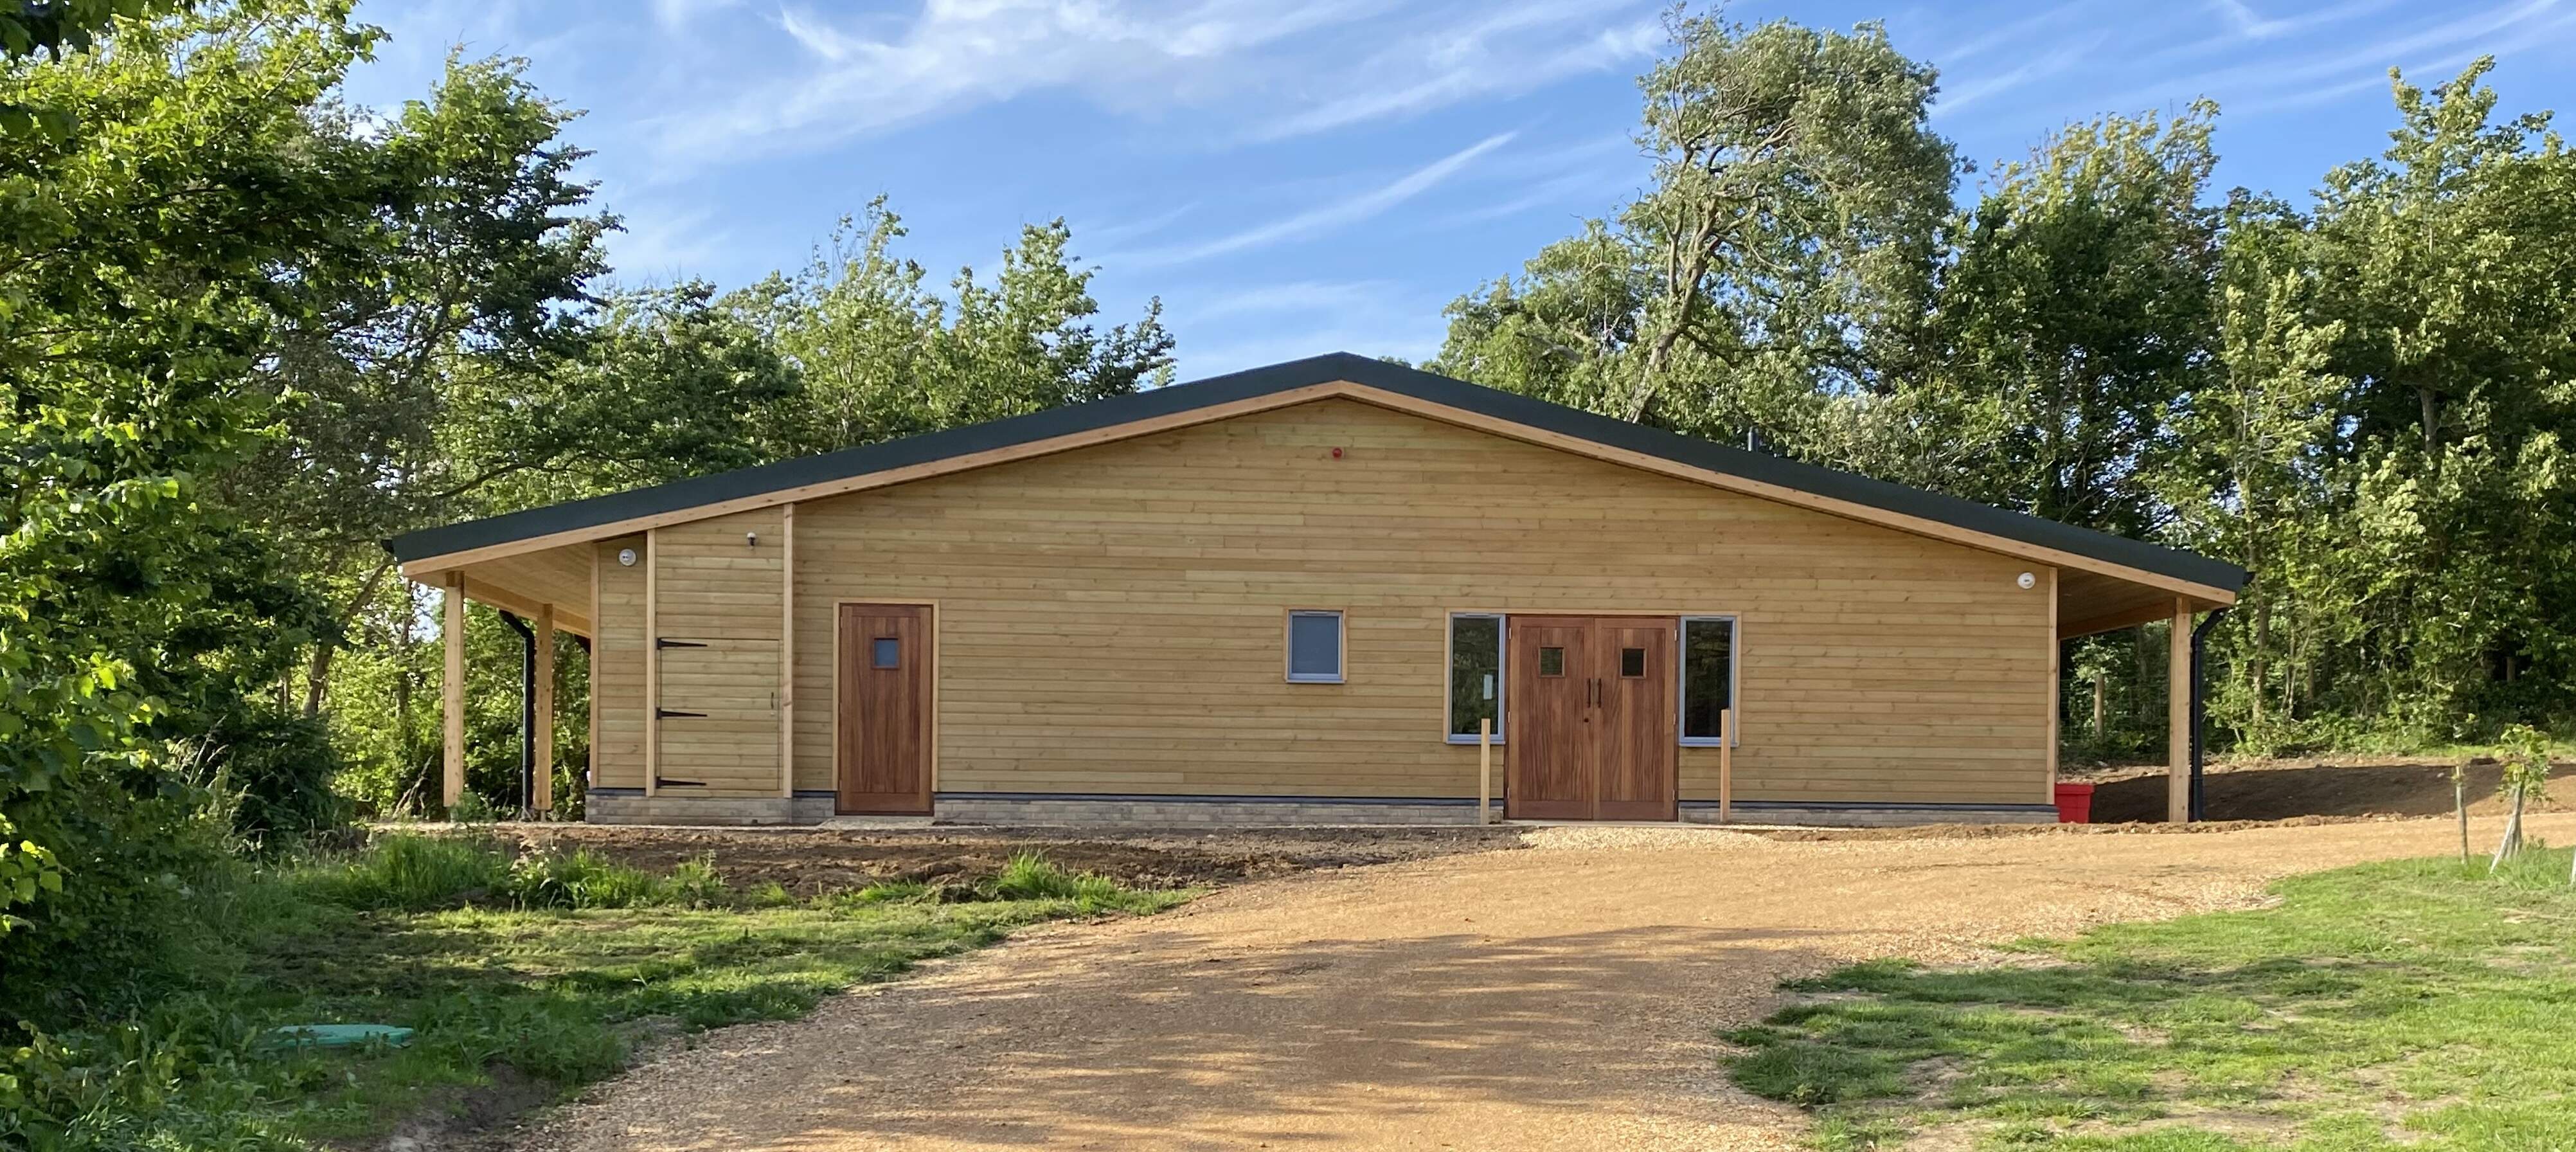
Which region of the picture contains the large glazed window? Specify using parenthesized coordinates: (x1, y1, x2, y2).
(1447, 613, 1504, 741)
(1286, 610, 1345, 683)
(1679, 615, 1737, 745)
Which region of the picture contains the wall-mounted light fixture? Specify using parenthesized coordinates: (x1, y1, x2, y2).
(745, 531, 759, 548)
(2016, 572, 2037, 590)
(617, 548, 638, 567)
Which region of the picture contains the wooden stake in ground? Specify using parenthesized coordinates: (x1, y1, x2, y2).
(2490, 724, 2550, 874)
(2453, 757, 2471, 865)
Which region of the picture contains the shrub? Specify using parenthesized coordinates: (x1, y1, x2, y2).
(204, 706, 350, 845)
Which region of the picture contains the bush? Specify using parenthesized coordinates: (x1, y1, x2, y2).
(206, 706, 350, 844)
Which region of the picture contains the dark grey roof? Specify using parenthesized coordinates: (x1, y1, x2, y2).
(386, 352, 2246, 593)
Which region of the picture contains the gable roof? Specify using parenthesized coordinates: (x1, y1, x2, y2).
(387, 352, 2246, 600)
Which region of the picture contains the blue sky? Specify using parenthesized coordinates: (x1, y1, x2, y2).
(340, 0, 2576, 379)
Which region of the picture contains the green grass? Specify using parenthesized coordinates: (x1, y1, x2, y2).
(1726, 845, 2576, 1152)
(1, 835, 1191, 1149)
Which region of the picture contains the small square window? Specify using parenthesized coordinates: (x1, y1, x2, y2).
(872, 637, 900, 669)
(1620, 647, 1646, 678)
(1538, 647, 1564, 677)
(1287, 611, 1344, 683)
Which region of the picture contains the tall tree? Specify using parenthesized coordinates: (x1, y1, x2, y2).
(0, 0, 380, 1004)
(731, 199, 1174, 458)
(1929, 104, 2223, 536)
(1435, 14, 1958, 447)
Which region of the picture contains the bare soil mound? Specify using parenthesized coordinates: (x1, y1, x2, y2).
(2083, 757, 2576, 824)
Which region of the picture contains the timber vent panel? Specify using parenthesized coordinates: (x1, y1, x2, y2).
(651, 510, 783, 797)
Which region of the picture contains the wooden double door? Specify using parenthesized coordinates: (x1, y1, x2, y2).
(1505, 616, 1677, 821)
(836, 603, 933, 815)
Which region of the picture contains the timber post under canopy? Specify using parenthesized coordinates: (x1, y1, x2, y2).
(2168, 597, 2191, 824)
(443, 571, 466, 809)
(535, 603, 555, 813)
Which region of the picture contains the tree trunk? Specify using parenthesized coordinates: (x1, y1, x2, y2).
(2490, 787, 2527, 874)
(2419, 385, 2439, 456)
(2091, 672, 2106, 739)
(306, 557, 398, 718)
(2456, 774, 2470, 864)
(2248, 597, 2271, 729)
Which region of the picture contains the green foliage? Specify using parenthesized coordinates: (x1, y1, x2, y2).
(1433, 14, 1957, 444)
(0, 0, 388, 1018)
(1729, 850, 2576, 1149)
(503, 847, 728, 910)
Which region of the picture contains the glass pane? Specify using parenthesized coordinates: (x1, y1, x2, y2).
(872, 636, 900, 669)
(1288, 612, 1342, 680)
(1539, 646, 1564, 677)
(1681, 618, 1734, 739)
(1448, 615, 1503, 737)
(1621, 647, 1646, 678)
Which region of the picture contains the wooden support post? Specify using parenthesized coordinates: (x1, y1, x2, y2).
(2044, 567, 2059, 804)
(779, 503, 796, 800)
(2169, 597, 2192, 825)
(442, 571, 466, 809)
(1719, 708, 1734, 824)
(1478, 718, 1492, 825)
(533, 603, 555, 813)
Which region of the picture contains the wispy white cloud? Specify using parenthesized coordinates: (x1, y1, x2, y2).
(1181, 279, 1404, 322)
(2089, 0, 2566, 111)
(1113, 131, 1517, 267)
(1934, 32, 2111, 118)
(641, 0, 1659, 170)
(1251, 4, 1660, 141)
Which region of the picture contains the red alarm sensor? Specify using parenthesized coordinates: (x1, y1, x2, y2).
(1330, 447, 1344, 459)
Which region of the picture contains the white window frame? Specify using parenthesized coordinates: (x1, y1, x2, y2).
(1677, 614, 1740, 747)
(1284, 609, 1346, 684)
(1444, 611, 1507, 744)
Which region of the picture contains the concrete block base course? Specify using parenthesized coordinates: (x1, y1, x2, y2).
(586, 791, 2059, 829)
(1685, 803, 2059, 828)
(587, 793, 833, 826)
(933, 797, 1471, 826)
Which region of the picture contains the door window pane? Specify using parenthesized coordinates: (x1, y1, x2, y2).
(1681, 616, 1735, 742)
(1287, 611, 1344, 682)
(1621, 647, 1646, 678)
(1538, 646, 1564, 677)
(872, 637, 900, 669)
(1448, 614, 1504, 737)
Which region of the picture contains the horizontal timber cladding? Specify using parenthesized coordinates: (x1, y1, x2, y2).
(650, 508, 785, 797)
(765, 396, 2053, 807)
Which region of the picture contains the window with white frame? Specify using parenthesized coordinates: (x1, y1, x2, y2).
(1446, 613, 1504, 741)
(1286, 610, 1345, 683)
(1679, 615, 1737, 745)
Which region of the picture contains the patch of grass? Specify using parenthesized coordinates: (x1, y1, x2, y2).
(1, 836, 1194, 1149)
(1728, 845, 2576, 1151)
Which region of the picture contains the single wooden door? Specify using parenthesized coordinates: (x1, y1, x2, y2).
(1593, 618, 1677, 820)
(836, 604, 932, 815)
(1505, 616, 1596, 820)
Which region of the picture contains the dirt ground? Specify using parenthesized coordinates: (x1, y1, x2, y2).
(514, 813, 2575, 1152)
(483, 824, 1520, 893)
(2079, 755, 2576, 824)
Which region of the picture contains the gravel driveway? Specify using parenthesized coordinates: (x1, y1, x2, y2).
(524, 815, 2571, 1152)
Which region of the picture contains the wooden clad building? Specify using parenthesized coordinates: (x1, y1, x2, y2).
(388, 355, 2244, 827)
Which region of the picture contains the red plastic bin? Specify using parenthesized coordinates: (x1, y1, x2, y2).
(2053, 782, 2095, 824)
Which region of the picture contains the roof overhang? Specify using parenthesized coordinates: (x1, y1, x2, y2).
(391, 354, 2245, 611)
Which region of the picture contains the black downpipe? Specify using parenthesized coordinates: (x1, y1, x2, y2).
(499, 611, 537, 816)
(2188, 608, 2229, 822)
